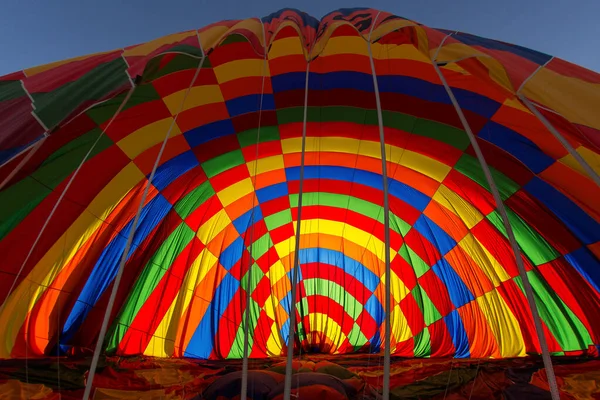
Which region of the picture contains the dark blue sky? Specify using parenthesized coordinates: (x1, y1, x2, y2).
(1, 0, 599, 75)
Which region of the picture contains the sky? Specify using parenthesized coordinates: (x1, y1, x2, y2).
(1, 0, 599, 76)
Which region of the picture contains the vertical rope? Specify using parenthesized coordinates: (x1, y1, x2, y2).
(241, 20, 268, 400)
(283, 59, 311, 400)
(366, 11, 392, 400)
(82, 46, 206, 400)
(433, 62, 560, 400)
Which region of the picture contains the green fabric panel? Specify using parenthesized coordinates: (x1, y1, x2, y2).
(249, 233, 272, 260)
(0, 128, 112, 240)
(347, 323, 369, 349)
(389, 212, 411, 236)
(264, 209, 292, 231)
(514, 272, 593, 351)
(296, 297, 309, 342)
(409, 118, 470, 150)
(0, 80, 26, 102)
(220, 34, 249, 46)
(142, 53, 207, 82)
(454, 154, 520, 201)
(237, 126, 280, 148)
(33, 128, 113, 187)
(399, 243, 430, 278)
(228, 297, 261, 358)
(411, 285, 442, 325)
(106, 322, 128, 353)
(33, 57, 130, 128)
(413, 327, 431, 357)
(241, 264, 265, 293)
(290, 192, 410, 237)
(301, 278, 363, 319)
(174, 181, 215, 219)
(0, 177, 50, 241)
(110, 222, 195, 345)
(276, 106, 470, 150)
(202, 149, 245, 178)
(86, 83, 161, 125)
(486, 209, 559, 265)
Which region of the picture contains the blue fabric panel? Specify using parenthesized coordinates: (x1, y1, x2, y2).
(444, 309, 470, 358)
(256, 182, 288, 203)
(226, 94, 276, 117)
(298, 247, 379, 292)
(61, 194, 172, 341)
(453, 32, 552, 65)
(565, 247, 600, 293)
(152, 151, 199, 191)
(272, 72, 499, 118)
(219, 236, 245, 271)
(285, 165, 430, 211)
(184, 119, 235, 148)
(431, 258, 474, 309)
(479, 122, 555, 173)
(232, 206, 263, 235)
(185, 273, 240, 358)
(525, 177, 600, 245)
(414, 215, 457, 255)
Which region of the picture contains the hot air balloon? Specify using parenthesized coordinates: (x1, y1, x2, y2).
(0, 7, 599, 400)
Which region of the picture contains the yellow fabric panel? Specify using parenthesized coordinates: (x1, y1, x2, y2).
(294, 219, 396, 265)
(217, 178, 254, 207)
(0, 162, 146, 357)
(24, 51, 115, 76)
(432, 43, 487, 63)
(123, 31, 197, 57)
(476, 290, 526, 357)
(268, 37, 305, 59)
(263, 295, 277, 320)
(143, 246, 220, 358)
(391, 305, 413, 345)
(199, 26, 230, 51)
(523, 67, 600, 131)
(307, 312, 347, 348)
(228, 19, 265, 47)
(560, 146, 600, 176)
(266, 321, 284, 356)
(282, 137, 450, 182)
(274, 236, 295, 261)
(117, 118, 182, 160)
(370, 20, 418, 44)
(213, 59, 269, 83)
(389, 149, 451, 182)
(268, 259, 288, 286)
(372, 42, 431, 63)
(503, 97, 531, 113)
(310, 21, 360, 58)
(387, 270, 410, 304)
(319, 35, 369, 57)
(440, 63, 469, 75)
(477, 57, 515, 93)
(197, 209, 231, 244)
(247, 155, 285, 176)
(163, 85, 224, 115)
(458, 233, 511, 286)
(433, 184, 484, 229)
